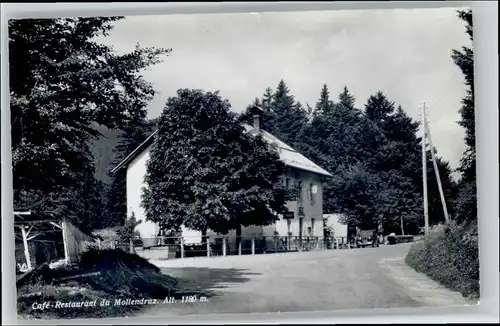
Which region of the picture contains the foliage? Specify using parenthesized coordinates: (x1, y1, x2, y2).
(300, 87, 385, 226)
(239, 80, 309, 146)
(142, 89, 287, 234)
(240, 81, 452, 234)
(9, 17, 169, 229)
(239, 89, 276, 133)
(116, 212, 142, 245)
(271, 80, 310, 145)
(64, 170, 108, 230)
(105, 117, 155, 228)
(315, 84, 335, 115)
(451, 9, 477, 223)
(405, 221, 479, 299)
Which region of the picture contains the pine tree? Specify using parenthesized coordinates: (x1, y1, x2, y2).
(364, 92, 456, 230)
(316, 84, 334, 115)
(337, 86, 356, 111)
(451, 9, 476, 223)
(142, 89, 287, 237)
(261, 87, 274, 112)
(364, 91, 396, 123)
(302, 86, 383, 223)
(239, 89, 276, 132)
(270, 80, 309, 145)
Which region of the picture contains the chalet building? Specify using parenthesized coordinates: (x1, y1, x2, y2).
(111, 110, 332, 251)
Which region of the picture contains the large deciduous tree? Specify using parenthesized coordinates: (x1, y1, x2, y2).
(9, 17, 169, 228)
(142, 89, 287, 239)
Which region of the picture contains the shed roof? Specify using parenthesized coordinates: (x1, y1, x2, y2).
(14, 209, 98, 239)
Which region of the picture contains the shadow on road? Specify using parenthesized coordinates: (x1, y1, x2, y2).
(161, 267, 259, 299)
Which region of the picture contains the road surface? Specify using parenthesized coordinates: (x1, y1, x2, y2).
(142, 243, 473, 316)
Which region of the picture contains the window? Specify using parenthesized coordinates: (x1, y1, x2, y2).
(309, 183, 314, 201)
(311, 218, 315, 236)
(285, 177, 290, 189)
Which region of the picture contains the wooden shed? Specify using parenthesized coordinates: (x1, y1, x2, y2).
(14, 209, 99, 272)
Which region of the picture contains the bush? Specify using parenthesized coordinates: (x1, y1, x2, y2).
(405, 221, 479, 299)
(394, 235, 414, 244)
(93, 227, 120, 249)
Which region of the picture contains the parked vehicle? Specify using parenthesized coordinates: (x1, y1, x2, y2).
(387, 232, 397, 245)
(356, 229, 379, 248)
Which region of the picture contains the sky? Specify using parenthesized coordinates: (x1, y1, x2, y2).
(100, 7, 472, 173)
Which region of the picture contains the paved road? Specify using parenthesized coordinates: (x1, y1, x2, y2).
(142, 243, 471, 316)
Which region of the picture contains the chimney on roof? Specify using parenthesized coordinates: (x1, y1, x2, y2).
(252, 105, 264, 133)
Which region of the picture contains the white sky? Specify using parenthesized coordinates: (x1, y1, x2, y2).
(100, 7, 472, 172)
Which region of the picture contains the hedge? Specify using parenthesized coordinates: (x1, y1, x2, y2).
(405, 221, 479, 300)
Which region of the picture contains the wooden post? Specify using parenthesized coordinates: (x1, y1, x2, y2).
(238, 238, 242, 256)
(180, 237, 184, 259)
(251, 236, 255, 255)
(206, 236, 210, 257)
(421, 102, 430, 236)
(21, 226, 32, 271)
(129, 239, 134, 254)
(400, 216, 405, 236)
(61, 220, 70, 264)
(425, 119, 450, 223)
(222, 237, 227, 256)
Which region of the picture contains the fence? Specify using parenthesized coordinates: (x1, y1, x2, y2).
(121, 235, 364, 260)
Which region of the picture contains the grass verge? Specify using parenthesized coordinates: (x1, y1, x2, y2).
(405, 221, 479, 300)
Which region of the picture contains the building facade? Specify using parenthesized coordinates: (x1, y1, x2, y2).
(111, 114, 332, 250)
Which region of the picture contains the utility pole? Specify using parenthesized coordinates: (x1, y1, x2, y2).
(424, 119, 450, 223)
(421, 102, 430, 237)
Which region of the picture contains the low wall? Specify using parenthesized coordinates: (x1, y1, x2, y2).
(136, 246, 176, 261)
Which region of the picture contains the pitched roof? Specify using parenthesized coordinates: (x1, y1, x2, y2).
(242, 124, 332, 177)
(111, 124, 332, 177)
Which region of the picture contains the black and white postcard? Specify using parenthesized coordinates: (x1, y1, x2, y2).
(6, 6, 480, 321)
